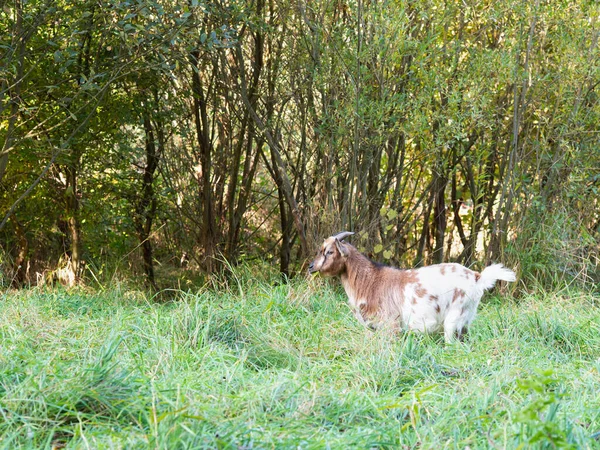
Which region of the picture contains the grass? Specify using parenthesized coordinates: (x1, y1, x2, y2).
(1, 275, 599, 449)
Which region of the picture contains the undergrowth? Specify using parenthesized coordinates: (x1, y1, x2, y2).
(1, 276, 599, 449)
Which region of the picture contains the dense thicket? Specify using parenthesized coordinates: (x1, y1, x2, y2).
(1, 0, 599, 289)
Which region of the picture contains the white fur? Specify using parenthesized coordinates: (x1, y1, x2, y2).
(398, 263, 515, 341)
(477, 263, 517, 289)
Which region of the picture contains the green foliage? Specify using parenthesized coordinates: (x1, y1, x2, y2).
(506, 204, 599, 292)
(1, 279, 599, 448)
(511, 370, 575, 449)
(0, 0, 598, 288)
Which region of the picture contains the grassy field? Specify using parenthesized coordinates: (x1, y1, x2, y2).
(1, 274, 599, 449)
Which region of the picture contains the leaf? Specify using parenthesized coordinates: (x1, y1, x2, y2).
(383, 250, 393, 259)
(374, 244, 383, 254)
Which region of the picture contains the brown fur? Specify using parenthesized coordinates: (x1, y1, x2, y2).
(342, 247, 386, 317)
(310, 239, 420, 321)
(452, 289, 466, 303)
(415, 284, 427, 298)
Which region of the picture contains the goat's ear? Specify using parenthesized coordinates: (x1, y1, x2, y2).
(335, 238, 349, 257)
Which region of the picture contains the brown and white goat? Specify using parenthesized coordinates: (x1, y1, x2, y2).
(308, 231, 516, 342)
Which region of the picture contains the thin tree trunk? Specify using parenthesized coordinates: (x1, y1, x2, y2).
(432, 173, 448, 264)
(235, 44, 309, 258)
(415, 188, 435, 267)
(225, 6, 264, 261)
(274, 158, 291, 278)
(488, 0, 540, 262)
(11, 214, 29, 286)
(65, 160, 81, 285)
(451, 171, 468, 249)
(59, 2, 96, 285)
(190, 49, 218, 273)
(133, 109, 161, 290)
(0, 0, 25, 184)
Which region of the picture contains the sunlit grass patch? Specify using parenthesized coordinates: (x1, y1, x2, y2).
(1, 281, 599, 448)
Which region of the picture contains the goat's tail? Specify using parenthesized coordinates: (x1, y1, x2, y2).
(477, 263, 516, 291)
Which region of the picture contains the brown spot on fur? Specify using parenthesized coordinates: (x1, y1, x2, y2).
(440, 265, 446, 275)
(415, 283, 427, 298)
(452, 289, 466, 303)
(429, 294, 438, 302)
(474, 272, 480, 282)
(411, 296, 417, 304)
(451, 265, 457, 273)
(435, 304, 441, 313)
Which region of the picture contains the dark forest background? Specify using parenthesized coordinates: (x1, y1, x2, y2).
(1, 0, 599, 291)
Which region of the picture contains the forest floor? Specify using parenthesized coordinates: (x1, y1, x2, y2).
(1, 274, 599, 449)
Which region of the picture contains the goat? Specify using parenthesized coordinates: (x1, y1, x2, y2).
(308, 231, 516, 342)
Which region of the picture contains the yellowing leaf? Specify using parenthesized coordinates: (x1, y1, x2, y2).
(374, 244, 383, 254)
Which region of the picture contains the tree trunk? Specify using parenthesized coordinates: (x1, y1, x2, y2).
(277, 183, 291, 279)
(0, 0, 26, 184)
(225, 10, 265, 262)
(431, 173, 448, 264)
(235, 43, 309, 258)
(488, 0, 540, 262)
(133, 109, 161, 290)
(415, 188, 435, 267)
(65, 159, 82, 285)
(11, 214, 29, 286)
(190, 48, 218, 273)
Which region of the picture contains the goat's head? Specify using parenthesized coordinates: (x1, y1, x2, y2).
(308, 231, 354, 276)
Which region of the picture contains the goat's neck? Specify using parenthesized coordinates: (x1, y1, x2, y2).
(340, 251, 374, 303)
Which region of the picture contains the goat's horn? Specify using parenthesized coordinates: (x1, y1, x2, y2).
(331, 231, 355, 241)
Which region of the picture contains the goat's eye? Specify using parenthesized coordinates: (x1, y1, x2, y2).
(326, 250, 334, 256)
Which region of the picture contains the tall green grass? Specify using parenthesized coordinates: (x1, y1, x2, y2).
(1, 277, 599, 449)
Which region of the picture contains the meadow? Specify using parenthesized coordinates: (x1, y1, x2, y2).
(1, 273, 599, 449)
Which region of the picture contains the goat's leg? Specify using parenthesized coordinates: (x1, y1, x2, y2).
(455, 327, 469, 342)
(443, 311, 462, 343)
